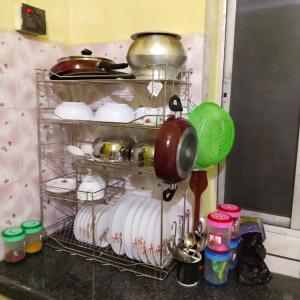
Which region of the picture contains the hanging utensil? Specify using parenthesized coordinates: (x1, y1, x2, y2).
(154, 95, 198, 201)
(189, 170, 208, 231)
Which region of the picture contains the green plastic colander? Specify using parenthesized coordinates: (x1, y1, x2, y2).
(188, 102, 235, 169)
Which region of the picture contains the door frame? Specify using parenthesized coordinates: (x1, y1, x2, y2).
(217, 0, 300, 230)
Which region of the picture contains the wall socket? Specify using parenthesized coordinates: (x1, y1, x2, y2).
(14, 2, 46, 36)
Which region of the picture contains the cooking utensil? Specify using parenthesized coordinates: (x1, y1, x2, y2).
(184, 232, 196, 250)
(92, 137, 134, 162)
(154, 95, 198, 201)
(190, 170, 208, 231)
(127, 32, 187, 79)
(50, 49, 133, 80)
(131, 142, 154, 167)
(188, 102, 235, 169)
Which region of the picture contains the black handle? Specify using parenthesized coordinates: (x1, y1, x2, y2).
(98, 61, 128, 70)
(163, 184, 178, 202)
(169, 95, 183, 112)
(81, 49, 93, 56)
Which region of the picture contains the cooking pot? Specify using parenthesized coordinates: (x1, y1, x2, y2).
(131, 143, 155, 167)
(92, 137, 135, 162)
(154, 95, 198, 201)
(126, 32, 187, 79)
(50, 49, 134, 80)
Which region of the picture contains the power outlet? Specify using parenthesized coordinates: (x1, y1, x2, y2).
(14, 2, 46, 35)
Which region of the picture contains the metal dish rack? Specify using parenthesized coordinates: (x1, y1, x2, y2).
(37, 65, 192, 280)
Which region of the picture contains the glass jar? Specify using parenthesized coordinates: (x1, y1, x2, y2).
(229, 239, 239, 270)
(21, 220, 43, 254)
(204, 249, 230, 285)
(206, 212, 233, 252)
(217, 204, 241, 239)
(2, 227, 26, 263)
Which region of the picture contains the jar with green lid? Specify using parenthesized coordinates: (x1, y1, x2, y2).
(2, 227, 26, 263)
(21, 220, 43, 254)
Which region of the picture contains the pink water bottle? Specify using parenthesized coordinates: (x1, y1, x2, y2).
(207, 212, 233, 253)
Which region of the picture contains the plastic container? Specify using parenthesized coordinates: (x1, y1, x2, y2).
(217, 204, 241, 239)
(206, 212, 233, 252)
(2, 227, 26, 263)
(204, 249, 230, 285)
(21, 220, 43, 254)
(229, 239, 239, 270)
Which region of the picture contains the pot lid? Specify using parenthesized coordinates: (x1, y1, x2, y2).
(130, 31, 181, 40)
(57, 49, 114, 63)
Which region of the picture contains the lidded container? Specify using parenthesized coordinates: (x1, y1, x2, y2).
(21, 220, 43, 254)
(217, 204, 241, 239)
(2, 227, 26, 263)
(229, 239, 239, 270)
(207, 212, 233, 252)
(204, 249, 230, 285)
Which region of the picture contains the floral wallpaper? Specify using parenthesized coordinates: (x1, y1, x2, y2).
(0, 30, 204, 260)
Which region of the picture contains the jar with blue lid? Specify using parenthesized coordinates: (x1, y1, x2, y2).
(204, 249, 230, 285)
(229, 239, 239, 270)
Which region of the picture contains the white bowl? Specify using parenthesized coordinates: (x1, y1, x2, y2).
(77, 174, 106, 201)
(94, 103, 134, 123)
(54, 102, 94, 121)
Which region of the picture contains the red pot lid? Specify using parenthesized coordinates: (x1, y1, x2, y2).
(208, 212, 232, 223)
(217, 204, 241, 213)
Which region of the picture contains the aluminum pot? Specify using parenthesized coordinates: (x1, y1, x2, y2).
(131, 143, 155, 167)
(126, 32, 187, 79)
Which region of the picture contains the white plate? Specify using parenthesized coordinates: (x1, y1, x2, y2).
(110, 194, 137, 255)
(80, 206, 92, 243)
(46, 177, 76, 194)
(73, 206, 86, 241)
(76, 205, 90, 242)
(145, 203, 160, 265)
(152, 209, 170, 266)
(95, 205, 113, 248)
(93, 205, 108, 246)
(130, 199, 151, 260)
(86, 205, 105, 244)
(122, 198, 144, 259)
(137, 201, 158, 263)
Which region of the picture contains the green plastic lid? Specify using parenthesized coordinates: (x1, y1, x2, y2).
(21, 220, 43, 234)
(2, 227, 25, 243)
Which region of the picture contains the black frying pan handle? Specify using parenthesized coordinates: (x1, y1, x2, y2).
(169, 95, 183, 112)
(163, 184, 178, 202)
(98, 62, 128, 70)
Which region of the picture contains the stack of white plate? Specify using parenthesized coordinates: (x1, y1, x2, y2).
(109, 193, 171, 266)
(73, 204, 113, 247)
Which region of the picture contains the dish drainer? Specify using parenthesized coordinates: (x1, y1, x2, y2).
(37, 65, 192, 280)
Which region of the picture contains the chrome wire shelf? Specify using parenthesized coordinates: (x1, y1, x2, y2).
(44, 216, 175, 281)
(36, 64, 192, 85)
(72, 157, 155, 176)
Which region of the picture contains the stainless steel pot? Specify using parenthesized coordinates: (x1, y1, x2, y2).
(126, 32, 187, 79)
(131, 143, 154, 167)
(92, 137, 135, 162)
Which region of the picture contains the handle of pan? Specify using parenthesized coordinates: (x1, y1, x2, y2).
(98, 61, 128, 70)
(169, 95, 183, 112)
(163, 184, 177, 201)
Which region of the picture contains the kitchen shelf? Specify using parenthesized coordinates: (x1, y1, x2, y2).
(37, 63, 191, 281)
(44, 216, 175, 281)
(36, 66, 192, 85)
(72, 157, 155, 176)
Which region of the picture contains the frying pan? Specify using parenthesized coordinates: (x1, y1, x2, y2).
(49, 49, 134, 79)
(154, 95, 198, 201)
